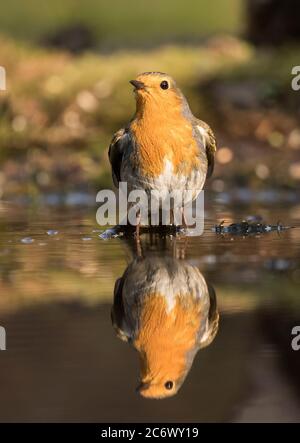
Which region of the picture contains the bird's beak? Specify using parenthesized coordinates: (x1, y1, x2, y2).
(136, 381, 150, 393)
(130, 80, 145, 91)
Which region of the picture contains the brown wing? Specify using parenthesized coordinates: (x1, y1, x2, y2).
(108, 127, 131, 187)
(198, 282, 219, 349)
(195, 119, 217, 179)
(111, 276, 129, 342)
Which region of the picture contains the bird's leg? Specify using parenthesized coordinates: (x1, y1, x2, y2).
(181, 207, 188, 229)
(134, 208, 141, 238)
(136, 209, 141, 235)
(174, 235, 188, 259)
(172, 236, 178, 258)
(170, 208, 174, 226)
(181, 237, 188, 259)
(136, 235, 142, 257)
(135, 210, 142, 257)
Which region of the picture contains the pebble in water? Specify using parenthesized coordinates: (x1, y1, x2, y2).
(21, 237, 34, 244)
(47, 230, 58, 236)
(213, 220, 292, 236)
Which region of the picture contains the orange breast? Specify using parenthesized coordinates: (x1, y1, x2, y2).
(134, 293, 202, 382)
(130, 105, 200, 178)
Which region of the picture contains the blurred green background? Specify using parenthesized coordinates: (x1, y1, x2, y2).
(0, 0, 300, 202)
(0, 0, 242, 46)
(1, 3, 300, 421)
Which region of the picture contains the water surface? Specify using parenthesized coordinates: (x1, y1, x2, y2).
(0, 201, 299, 422)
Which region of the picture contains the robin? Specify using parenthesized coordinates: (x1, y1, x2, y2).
(111, 237, 219, 399)
(108, 72, 216, 235)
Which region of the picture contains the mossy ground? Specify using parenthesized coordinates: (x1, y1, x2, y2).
(0, 34, 299, 199)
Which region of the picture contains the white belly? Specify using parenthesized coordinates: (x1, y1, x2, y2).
(122, 258, 209, 315)
(124, 159, 206, 206)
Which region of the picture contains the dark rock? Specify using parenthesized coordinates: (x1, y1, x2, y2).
(246, 0, 300, 46)
(41, 24, 96, 54)
(213, 219, 293, 236)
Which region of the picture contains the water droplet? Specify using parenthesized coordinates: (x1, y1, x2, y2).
(47, 230, 58, 236)
(21, 237, 34, 244)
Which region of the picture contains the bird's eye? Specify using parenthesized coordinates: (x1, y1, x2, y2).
(160, 80, 169, 90)
(165, 381, 173, 390)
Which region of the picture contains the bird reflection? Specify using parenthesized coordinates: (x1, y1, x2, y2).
(111, 236, 219, 399)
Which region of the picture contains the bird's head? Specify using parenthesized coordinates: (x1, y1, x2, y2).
(137, 376, 181, 400)
(135, 294, 201, 400)
(130, 72, 187, 115)
(137, 347, 188, 400)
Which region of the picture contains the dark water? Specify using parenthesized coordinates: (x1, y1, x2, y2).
(0, 201, 300, 422)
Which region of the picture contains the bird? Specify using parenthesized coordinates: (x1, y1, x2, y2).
(108, 72, 216, 235)
(111, 236, 219, 399)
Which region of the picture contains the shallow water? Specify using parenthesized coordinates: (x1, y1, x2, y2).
(0, 200, 300, 422)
